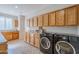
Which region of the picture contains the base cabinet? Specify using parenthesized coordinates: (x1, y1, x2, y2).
(30, 33, 35, 46)
(0, 43, 8, 54)
(25, 32, 40, 48)
(13, 32, 19, 39)
(34, 32, 40, 48)
(2, 32, 19, 41)
(25, 32, 30, 43)
(2, 32, 12, 41)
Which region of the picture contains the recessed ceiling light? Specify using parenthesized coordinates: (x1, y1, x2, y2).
(15, 6, 18, 8)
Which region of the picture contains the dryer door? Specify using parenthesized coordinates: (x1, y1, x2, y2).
(55, 41, 76, 54)
(41, 37, 51, 49)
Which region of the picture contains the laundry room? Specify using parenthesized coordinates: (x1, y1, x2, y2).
(0, 4, 79, 54)
(25, 4, 79, 54)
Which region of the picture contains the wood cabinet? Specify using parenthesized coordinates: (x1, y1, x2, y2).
(25, 32, 40, 48)
(56, 9, 65, 26)
(30, 33, 35, 46)
(65, 6, 77, 25)
(38, 15, 43, 27)
(25, 5, 79, 27)
(2, 32, 19, 41)
(49, 12, 55, 26)
(43, 14, 49, 26)
(30, 19, 33, 27)
(33, 17, 38, 26)
(34, 32, 40, 48)
(2, 32, 13, 41)
(0, 43, 8, 54)
(12, 32, 19, 39)
(77, 5, 79, 25)
(25, 32, 30, 43)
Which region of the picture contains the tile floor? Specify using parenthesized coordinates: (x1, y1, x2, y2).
(8, 40, 43, 54)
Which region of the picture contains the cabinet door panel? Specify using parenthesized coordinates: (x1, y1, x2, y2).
(56, 10, 65, 26)
(38, 15, 43, 26)
(65, 6, 77, 25)
(77, 5, 79, 25)
(13, 32, 19, 39)
(2, 32, 12, 41)
(30, 34, 35, 45)
(33, 17, 38, 26)
(43, 14, 49, 26)
(49, 12, 55, 26)
(0, 43, 8, 54)
(34, 32, 40, 48)
(26, 32, 30, 43)
(30, 19, 33, 27)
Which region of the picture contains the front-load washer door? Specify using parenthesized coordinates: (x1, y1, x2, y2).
(55, 41, 76, 54)
(41, 37, 51, 49)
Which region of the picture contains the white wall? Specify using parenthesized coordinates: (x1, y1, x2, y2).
(43, 26, 78, 35)
(77, 26, 79, 35)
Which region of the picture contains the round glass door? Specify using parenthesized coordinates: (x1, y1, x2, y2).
(41, 37, 51, 49)
(55, 41, 76, 54)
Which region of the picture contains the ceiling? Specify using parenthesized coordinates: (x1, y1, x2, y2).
(0, 4, 74, 18)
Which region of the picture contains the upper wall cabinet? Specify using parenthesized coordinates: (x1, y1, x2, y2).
(27, 5, 79, 27)
(77, 5, 79, 25)
(65, 6, 77, 26)
(49, 12, 55, 26)
(30, 18, 33, 27)
(33, 17, 38, 27)
(43, 14, 49, 26)
(56, 9, 65, 26)
(38, 15, 43, 27)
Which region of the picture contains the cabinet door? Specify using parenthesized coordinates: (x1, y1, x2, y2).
(43, 14, 49, 26)
(77, 5, 79, 25)
(30, 33, 35, 45)
(65, 6, 77, 25)
(38, 15, 43, 27)
(2, 32, 12, 41)
(26, 32, 30, 43)
(34, 32, 40, 48)
(12, 32, 19, 39)
(56, 9, 65, 26)
(0, 43, 8, 54)
(49, 12, 55, 26)
(33, 17, 38, 26)
(30, 19, 33, 27)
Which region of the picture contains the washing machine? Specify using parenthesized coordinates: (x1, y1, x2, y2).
(54, 33, 76, 54)
(68, 35, 79, 54)
(40, 32, 54, 54)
